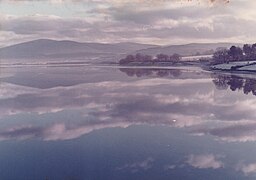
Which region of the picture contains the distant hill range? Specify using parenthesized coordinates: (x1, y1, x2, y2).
(135, 43, 242, 57)
(0, 39, 158, 59)
(0, 39, 241, 60)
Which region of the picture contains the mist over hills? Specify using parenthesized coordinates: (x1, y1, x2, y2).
(0, 39, 240, 61)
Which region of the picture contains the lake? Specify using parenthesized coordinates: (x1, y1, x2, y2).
(1, 65, 256, 179)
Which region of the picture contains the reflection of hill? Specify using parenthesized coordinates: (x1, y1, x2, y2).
(119, 68, 182, 78)
(212, 74, 256, 95)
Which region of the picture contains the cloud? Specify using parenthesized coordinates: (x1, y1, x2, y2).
(191, 121, 256, 142)
(2, 69, 256, 142)
(237, 163, 256, 176)
(116, 157, 154, 173)
(43, 122, 130, 141)
(0, 74, 211, 140)
(0, 0, 256, 46)
(0, 77, 212, 117)
(0, 125, 42, 141)
(0, 0, 231, 3)
(164, 164, 176, 170)
(0, 121, 131, 141)
(186, 154, 224, 169)
(1, 14, 91, 35)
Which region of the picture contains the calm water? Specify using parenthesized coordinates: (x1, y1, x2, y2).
(1, 65, 256, 179)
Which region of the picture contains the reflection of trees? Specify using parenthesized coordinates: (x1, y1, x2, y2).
(212, 73, 256, 96)
(212, 74, 229, 90)
(119, 68, 182, 78)
(244, 79, 256, 95)
(228, 76, 244, 91)
(119, 53, 181, 65)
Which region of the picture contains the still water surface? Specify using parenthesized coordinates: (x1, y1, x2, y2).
(1, 65, 256, 179)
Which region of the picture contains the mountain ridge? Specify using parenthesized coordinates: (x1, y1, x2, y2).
(0, 39, 242, 60)
(0, 39, 158, 59)
(134, 42, 242, 56)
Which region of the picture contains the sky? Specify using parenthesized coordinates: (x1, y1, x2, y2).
(0, 0, 256, 46)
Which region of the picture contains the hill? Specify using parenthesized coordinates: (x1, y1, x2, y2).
(0, 39, 158, 59)
(0, 39, 242, 61)
(134, 43, 242, 57)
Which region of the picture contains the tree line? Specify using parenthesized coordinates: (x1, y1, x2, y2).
(212, 43, 256, 64)
(119, 53, 181, 65)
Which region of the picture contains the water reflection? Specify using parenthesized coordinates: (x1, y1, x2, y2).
(212, 73, 256, 95)
(1, 66, 256, 179)
(119, 68, 182, 78)
(1, 67, 256, 142)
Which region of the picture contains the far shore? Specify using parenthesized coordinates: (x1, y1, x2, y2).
(118, 60, 256, 75)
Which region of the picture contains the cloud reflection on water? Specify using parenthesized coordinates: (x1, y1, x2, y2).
(1, 67, 256, 144)
(116, 157, 154, 173)
(186, 154, 224, 169)
(237, 163, 256, 176)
